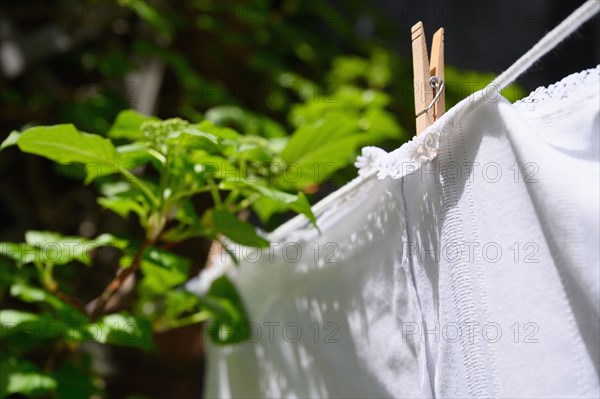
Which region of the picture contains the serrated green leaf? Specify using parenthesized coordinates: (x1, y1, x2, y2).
(16, 125, 118, 167)
(209, 209, 269, 248)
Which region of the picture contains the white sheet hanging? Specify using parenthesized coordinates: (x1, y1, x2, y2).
(189, 1, 600, 397)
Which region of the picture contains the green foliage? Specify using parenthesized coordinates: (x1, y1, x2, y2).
(0, 53, 404, 395)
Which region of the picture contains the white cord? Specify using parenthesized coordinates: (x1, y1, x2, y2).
(491, 0, 600, 91)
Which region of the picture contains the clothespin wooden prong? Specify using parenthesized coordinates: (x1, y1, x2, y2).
(412, 22, 445, 136)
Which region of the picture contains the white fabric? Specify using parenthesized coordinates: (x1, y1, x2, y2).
(190, 3, 600, 395)
(191, 65, 600, 398)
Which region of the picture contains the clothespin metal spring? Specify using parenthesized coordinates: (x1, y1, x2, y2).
(415, 76, 445, 118)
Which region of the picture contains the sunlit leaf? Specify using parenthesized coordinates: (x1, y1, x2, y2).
(139, 247, 190, 295)
(95, 313, 155, 351)
(0, 355, 57, 398)
(0, 131, 21, 150)
(108, 109, 158, 140)
(16, 125, 118, 167)
(208, 209, 269, 248)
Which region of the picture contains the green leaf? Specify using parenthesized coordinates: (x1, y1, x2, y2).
(84, 143, 154, 184)
(205, 105, 287, 138)
(0, 243, 41, 266)
(360, 108, 403, 141)
(194, 120, 240, 139)
(0, 356, 58, 398)
(52, 362, 98, 399)
(117, 143, 153, 166)
(0, 310, 65, 342)
(98, 196, 149, 222)
(167, 127, 220, 153)
(0, 309, 43, 326)
(251, 196, 285, 223)
(7, 280, 89, 326)
(16, 124, 118, 167)
(224, 136, 274, 163)
(208, 209, 269, 248)
(96, 313, 155, 351)
(0, 131, 21, 150)
(108, 109, 158, 140)
(139, 247, 190, 295)
(120, 0, 174, 39)
(226, 181, 316, 226)
(281, 114, 358, 163)
(9, 281, 64, 309)
(201, 276, 250, 345)
(0, 310, 62, 352)
(163, 290, 201, 319)
(22, 231, 124, 266)
(279, 135, 362, 189)
(188, 153, 237, 181)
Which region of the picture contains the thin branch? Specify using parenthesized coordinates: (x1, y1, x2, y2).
(36, 263, 87, 313)
(88, 240, 149, 320)
(51, 288, 87, 313)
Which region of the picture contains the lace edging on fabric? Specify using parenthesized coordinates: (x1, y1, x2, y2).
(355, 102, 456, 180)
(514, 65, 600, 111)
(356, 65, 600, 180)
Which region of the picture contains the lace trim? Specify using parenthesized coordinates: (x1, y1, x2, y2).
(356, 65, 600, 180)
(355, 89, 470, 180)
(355, 131, 441, 180)
(514, 65, 600, 112)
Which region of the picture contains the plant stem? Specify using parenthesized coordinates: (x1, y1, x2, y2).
(231, 193, 260, 213)
(223, 189, 239, 208)
(88, 240, 149, 320)
(207, 176, 222, 207)
(119, 169, 159, 207)
(155, 311, 212, 332)
(169, 186, 211, 202)
(36, 263, 87, 313)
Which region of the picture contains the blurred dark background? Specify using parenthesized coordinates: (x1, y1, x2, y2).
(0, 1, 598, 398)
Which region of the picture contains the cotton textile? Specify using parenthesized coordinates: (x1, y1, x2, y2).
(189, 66, 600, 398)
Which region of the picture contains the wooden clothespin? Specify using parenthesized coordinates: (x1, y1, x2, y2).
(411, 22, 445, 136)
